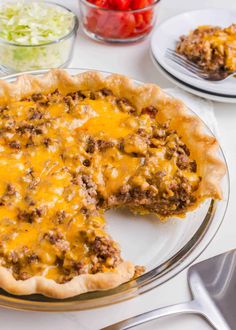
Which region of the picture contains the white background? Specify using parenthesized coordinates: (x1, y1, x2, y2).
(2, 0, 236, 329)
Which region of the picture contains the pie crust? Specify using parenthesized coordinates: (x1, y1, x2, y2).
(0, 69, 226, 298)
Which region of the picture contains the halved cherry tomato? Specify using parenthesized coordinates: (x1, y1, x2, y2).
(119, 13, 136, 37)
(142, 9, 153, 23)
(85, 11, 98, 32)
(96, 12, 135, 38)
(109, 0, 130, 10)
(131, 0, 150, 10)
(133, 10, 153, 31)
(95, 0, 110, 8)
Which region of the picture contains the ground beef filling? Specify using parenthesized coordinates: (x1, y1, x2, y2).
(0, 87, 201, 283)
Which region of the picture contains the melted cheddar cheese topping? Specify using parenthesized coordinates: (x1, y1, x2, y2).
(0, 89, 200, 283)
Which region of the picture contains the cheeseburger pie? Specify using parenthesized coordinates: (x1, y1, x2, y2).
(0, 70, 225, 298)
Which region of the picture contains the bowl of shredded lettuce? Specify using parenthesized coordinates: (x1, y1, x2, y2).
(0, 1, 78, 73)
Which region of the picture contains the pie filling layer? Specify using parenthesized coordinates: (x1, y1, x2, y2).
(176, 24, 236, 75)
(0, 88, 201, 283)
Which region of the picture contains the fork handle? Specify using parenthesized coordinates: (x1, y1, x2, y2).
(101, 300, 202, 330)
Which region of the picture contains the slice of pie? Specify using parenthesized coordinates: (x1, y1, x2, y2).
(0, 70, 225, 298)
(176, 24, 236, 76)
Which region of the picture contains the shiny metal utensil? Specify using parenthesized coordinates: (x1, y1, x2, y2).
(166, 48, 236, 82)
(102, 249, 236, 330)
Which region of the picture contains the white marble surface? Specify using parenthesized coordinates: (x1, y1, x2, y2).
(2, 0, 236, 329)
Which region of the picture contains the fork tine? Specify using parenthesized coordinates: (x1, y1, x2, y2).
(166, 51, 209, 76)
(166, 54, 209, 79)
(169, 56, 201, 75)
(167, 54, 207, 76)
(165, 48, 232, 82)
(165, 50, 209, 78)
(166, 48, 202, 70)
(166, 52, 201, 73)
(166, 49, 205, 73)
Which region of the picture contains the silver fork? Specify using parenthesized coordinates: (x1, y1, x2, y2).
(166, 48, 236, 82)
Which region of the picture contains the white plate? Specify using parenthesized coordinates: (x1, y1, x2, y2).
(151, 8, 236, 97)
(150, 51, 236, 103)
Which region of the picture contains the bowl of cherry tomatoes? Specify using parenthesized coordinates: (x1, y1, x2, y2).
(79, 0, 160, 42)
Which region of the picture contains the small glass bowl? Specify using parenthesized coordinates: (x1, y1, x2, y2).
(0, 2, 79, 74)
(79, 0, 160, 43)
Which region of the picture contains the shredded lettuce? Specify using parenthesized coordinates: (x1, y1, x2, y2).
(0, 1, 75, 45)
(0, 1, 76, 72)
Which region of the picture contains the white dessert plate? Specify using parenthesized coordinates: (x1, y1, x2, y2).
(151, 8, 236, 98)
(150, 51, 236, 103)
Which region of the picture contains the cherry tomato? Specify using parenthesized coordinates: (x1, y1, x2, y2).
(131, 0, 149, 10)
(85, 9, 98, 31)
(110, 0, 131, 10)
(134, 13, 145, 31)
(119, 13, 136, 37)
(142, 9, 153, 23)
(96, 12, 135, 38)
(96, 0, 109, 7)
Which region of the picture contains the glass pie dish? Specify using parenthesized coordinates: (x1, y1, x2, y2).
(0, 68, 229, 311)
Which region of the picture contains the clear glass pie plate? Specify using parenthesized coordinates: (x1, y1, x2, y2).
(0, 68, 229, 311)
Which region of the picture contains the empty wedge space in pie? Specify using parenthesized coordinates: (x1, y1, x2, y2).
(0, 70, 225, 298)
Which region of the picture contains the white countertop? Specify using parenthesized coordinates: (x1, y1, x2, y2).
(2, 0, 236, 329)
